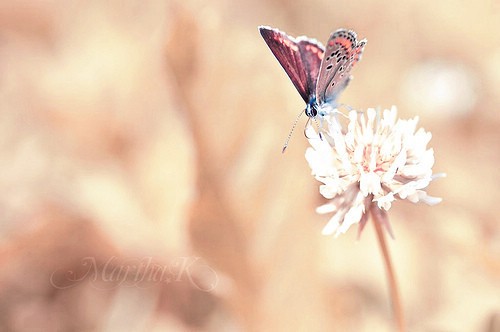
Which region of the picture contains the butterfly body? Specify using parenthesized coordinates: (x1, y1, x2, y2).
(259, 26, 366, 118)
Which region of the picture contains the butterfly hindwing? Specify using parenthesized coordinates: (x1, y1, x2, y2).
(316, 29, 366, 105)
(296, 37, 324, 101)
(259, 26, 324, 103)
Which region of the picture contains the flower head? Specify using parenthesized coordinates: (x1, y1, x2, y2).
(306, 106, 443, 237)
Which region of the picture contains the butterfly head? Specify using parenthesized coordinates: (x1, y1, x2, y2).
(305, 97, 319, 117)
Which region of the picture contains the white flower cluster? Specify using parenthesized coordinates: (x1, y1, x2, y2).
(305, 106, 443, 237)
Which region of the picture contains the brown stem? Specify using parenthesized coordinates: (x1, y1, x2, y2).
(370, 205, 405, 332)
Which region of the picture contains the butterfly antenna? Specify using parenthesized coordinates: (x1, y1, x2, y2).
(282, 109, 305, 153)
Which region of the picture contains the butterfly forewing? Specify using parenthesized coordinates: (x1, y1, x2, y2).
(316, 29, 366, 105)
(259, 26, 324, 103)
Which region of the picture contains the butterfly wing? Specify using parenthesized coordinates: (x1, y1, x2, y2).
(316, 29, 366, 106)
(296, 36, 324, 101)
(259, 26, 324, 103)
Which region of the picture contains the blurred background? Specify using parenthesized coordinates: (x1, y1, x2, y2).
(0, 0, 498, 331)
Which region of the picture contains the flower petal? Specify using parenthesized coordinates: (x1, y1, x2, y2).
(306, 106, 443, 237)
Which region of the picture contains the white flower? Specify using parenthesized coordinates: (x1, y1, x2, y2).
(305, 106, 444, 237)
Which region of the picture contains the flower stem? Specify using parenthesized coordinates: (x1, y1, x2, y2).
(370, 205, 405, 332)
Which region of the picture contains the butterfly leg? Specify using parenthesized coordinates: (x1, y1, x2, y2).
(312, 117, 324, 141)
(303, 117, 324, 142)
(303, 117, 313, 139)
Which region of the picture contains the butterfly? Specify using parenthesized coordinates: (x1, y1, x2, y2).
(259, 26, 366, 152)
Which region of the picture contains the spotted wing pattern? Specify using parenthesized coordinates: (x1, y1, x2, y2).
(316, 29, 366, 105)
(259, 26, 324, 103)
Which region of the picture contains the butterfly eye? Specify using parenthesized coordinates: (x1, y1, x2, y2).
(339, 66, 344, 72)
(326, 64, 333, 70)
